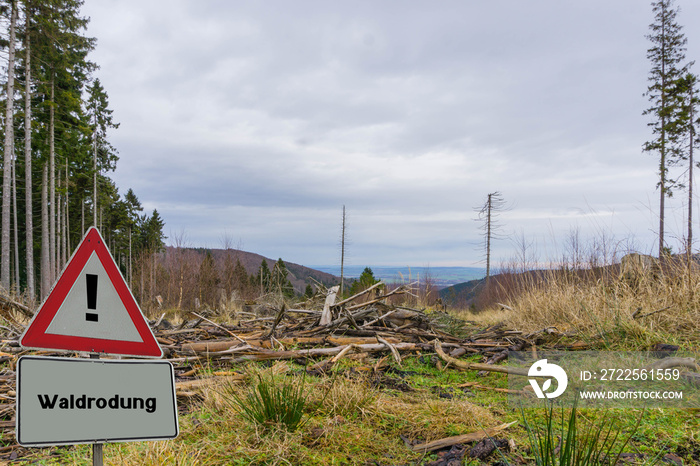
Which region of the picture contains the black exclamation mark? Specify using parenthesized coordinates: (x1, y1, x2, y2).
(86, 274, 98, 322)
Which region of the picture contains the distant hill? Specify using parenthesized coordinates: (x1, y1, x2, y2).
(440, 263, 624, 310)
(167, 247, 343, 294)
(439, 278, 485, 308)
(311, 265, 485, 289)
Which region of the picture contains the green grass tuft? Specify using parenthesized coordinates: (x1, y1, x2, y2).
(219, 370, 310, 432)
(520, 398, 658, 466)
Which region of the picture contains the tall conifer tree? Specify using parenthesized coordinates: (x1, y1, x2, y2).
(0, 0, 159, 300)
(1, 0, 18, 291)
(643, 0, 690, 257)
(23, 0, 36, 299)
(86, 78, 118, 226)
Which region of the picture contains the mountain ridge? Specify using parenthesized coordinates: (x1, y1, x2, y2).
(166, 247, 342, 294)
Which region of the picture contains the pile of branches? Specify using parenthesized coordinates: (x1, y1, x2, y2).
(148, 282, 550, 385)
(157, 281, 451, 366)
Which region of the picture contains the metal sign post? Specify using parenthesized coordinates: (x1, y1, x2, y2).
(90, 353, 103, 466)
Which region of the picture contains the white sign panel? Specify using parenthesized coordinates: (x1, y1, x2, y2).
(17, 356, 179, 446)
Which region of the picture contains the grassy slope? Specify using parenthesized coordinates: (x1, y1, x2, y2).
(28, 355, 699, 465)
(12, 264, 700, 465)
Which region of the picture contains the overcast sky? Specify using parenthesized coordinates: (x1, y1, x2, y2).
(80, 1, 700, 268)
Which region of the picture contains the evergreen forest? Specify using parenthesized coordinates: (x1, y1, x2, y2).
(0, 0, 165, 305)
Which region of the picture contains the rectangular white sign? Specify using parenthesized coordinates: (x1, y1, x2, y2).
(17, 356, 179, 446)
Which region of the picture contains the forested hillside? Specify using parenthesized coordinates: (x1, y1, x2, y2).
(0, 0, 164, 304)
(143, 247, 343, 313)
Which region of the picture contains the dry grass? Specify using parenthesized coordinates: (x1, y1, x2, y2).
(371, 390, 500, 441)
(307, 375, 379, 419)
(95, 363, 502, 465)
(459, 260, 700, 348)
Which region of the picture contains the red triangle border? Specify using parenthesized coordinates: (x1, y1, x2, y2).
(20, 227, 162, 358)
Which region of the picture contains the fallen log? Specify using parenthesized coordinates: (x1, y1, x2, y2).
(175, 373, 246, 393)
(0, 293, 33, 318)
(326, 307, 377, 329)
(285, 309, 322, 315)
(377, 336, 402, 366)
(180, 335, 404, 353)
(411, 421, 517, 452)
(189, 311, 248, 344)
(433, 340, 529, 377)
(457, 382, 530, 395)
(344, 285, 413, 312)
(222, 342, 420, 363)
(644, 357, 700, 372)
(333, 281, 384, 308)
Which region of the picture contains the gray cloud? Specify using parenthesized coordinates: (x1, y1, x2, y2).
(84, 0, 700, 266)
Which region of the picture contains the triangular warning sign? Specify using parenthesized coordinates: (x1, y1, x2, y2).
(20, 227, 162, 358)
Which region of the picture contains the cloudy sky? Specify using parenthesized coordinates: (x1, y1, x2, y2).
(81, 1, 700, 268)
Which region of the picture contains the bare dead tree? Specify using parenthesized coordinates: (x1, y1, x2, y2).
(339, 205, 347, 296)
(475, 192, 507, 284)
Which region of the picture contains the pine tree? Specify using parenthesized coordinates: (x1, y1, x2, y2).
(1, 0, 18, 291)
(85, 78, 118, 226)
(198, 251, 219, 309)
(22, 0, 35, 299)
(232, 258, 249, 298)
(349, 267, 380, 295)
(30, 0, 95, 291)
(123, 189, 143, 285)
(272, 258, 294, 298)
(0, 0, 152, 300)
(304, 284, 314, 299)
(643, 0, 691, 257)
(256, 259, 272, 294)
(673, 73, 699, 253)
(140, 209, 166, 252)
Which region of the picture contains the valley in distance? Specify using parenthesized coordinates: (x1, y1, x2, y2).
(310, 265, 485, 289)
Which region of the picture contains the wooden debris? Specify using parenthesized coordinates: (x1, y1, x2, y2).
(632, 306, 671, 320)
(188, 311, 248, 344)
(410, 421, 517, 452)
(469, 437, 511, 461)
(644, 357, 700, 372)
(319, 285, 339, 326)
(433, 340, 529, 376)
(176, 373, 245, 393)
(377, 336, 402, 367)
(0, 284, 543, 446)
(457, 382, 530, 395)
(0, 293, 33, 319)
